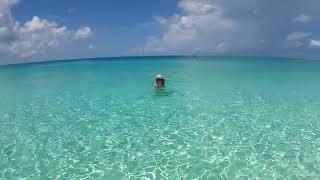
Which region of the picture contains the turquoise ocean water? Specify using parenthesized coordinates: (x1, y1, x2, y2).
(0, 56, 320, 179)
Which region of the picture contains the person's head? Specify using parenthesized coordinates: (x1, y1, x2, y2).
(155, 75, 165, 87)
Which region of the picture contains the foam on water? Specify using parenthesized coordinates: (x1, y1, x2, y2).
(0, 56, 320, 179)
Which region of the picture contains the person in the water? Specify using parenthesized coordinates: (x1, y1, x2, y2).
(154, 75, 165, 88)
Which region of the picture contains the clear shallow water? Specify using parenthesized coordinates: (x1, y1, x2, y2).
(0, 56, 320, 179)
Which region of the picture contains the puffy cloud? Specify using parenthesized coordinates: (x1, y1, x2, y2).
(9, 16, 70, 58)
(74, 27, 92, 39)
(145, 0, 237, 54)
(0, 0, 92, 64)
(286, 32, 310, 41)
(292, 14, 311, 23)
(284, 32, 310, 48)
(144, 0, 320, 57)
(0, 0, 18, 41)
(178, 0, 217, 14)
(310, 40, 320, 48)
(0, 0, 18, 9)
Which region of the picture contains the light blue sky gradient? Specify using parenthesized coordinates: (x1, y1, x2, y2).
(1, 0, 320, 64)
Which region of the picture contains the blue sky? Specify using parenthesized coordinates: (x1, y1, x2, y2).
(1, 0, 320, 64)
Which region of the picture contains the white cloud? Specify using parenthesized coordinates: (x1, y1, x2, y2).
(292, 14, 311, 23)
(74, 26, 92, 39)
(0, 0, 18, 9)
(145, 0, 237, 54)
(178, 0, 217, 14)
(286, 32, 310, 41)
(88, 44, 95, 50)
(0, 0, 93, 63)
(285, 32, 310, 48)
(9, 16, 70, 57)
(154, 16, 167, 25)
(310, 40, 320, 48)
(140, 0, 320, 57)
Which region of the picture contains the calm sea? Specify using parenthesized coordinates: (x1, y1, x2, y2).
(0, 56, 319, 179)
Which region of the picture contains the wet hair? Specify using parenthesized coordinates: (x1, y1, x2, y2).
(156, 78, 165, 86)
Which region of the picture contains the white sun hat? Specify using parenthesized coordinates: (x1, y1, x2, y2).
(156, 74, 164, 80)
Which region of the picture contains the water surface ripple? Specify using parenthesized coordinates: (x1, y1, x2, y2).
(0, 57, 320, 179)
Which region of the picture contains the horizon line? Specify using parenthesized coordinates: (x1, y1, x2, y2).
(1, 54, 319, 67)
